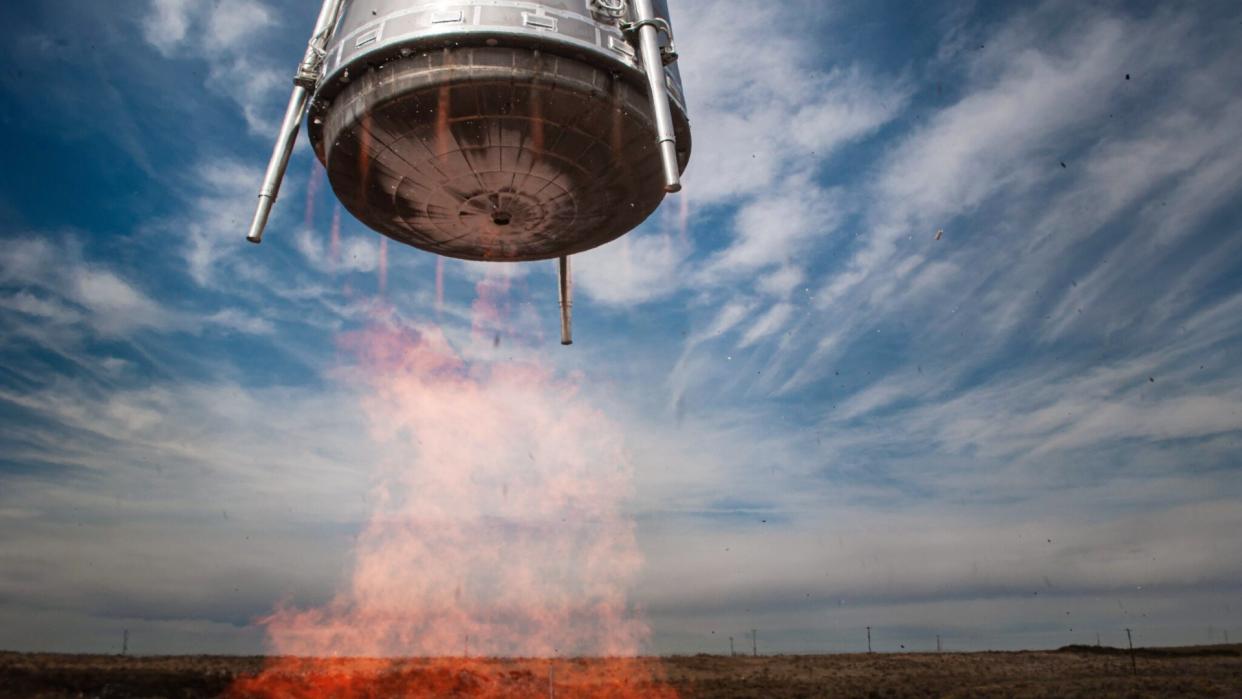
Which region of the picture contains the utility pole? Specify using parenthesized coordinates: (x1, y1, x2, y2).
(729, 637, 735, 656)
(121, 630, 129, 656)
(866, 627, 872, 653)
(1096, 633, 1101, 648)
(1125, 628, 1136, 676)
(936, 635, 941, 652)
(751, 629, 758, 657)
(1226, 630, 1230, 644)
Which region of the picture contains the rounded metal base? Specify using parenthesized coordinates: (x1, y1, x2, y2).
(312, 46, 690, 262)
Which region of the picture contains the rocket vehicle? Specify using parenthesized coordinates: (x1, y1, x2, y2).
(246, 0, 692, 344)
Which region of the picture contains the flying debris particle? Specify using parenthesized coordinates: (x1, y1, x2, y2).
(1060, 161, 1067, 168)
(935, 228, 944, 241)
(493, 333, 501, 348)
(1149, 376, 1155, 383)
(1125, 73, 1131, 80)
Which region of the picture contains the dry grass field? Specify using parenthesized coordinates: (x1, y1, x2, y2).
(1, 645, 1239, 698)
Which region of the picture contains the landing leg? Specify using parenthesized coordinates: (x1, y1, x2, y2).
(245, 0, 346, 244)
(558, 255, 573, 346)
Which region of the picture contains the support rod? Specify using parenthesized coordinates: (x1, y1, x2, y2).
(247, 87, 310, 243)
(631, 0, 682, 192)
(558, 256, 573, 346)
(247, 0, 346, 244)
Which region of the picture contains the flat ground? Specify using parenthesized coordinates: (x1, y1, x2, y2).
(1, 645, 1239, 698)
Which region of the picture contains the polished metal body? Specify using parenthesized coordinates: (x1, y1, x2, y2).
(246, 0, 692, 343)
(308, 0, 691, 262)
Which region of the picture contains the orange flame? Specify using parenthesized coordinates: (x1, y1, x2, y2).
(230, 283, 675, 697)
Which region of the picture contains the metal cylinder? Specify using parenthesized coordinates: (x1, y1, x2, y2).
(246, 0, 346, 244)
(247, 85, 311, 243)
(558, 255, 573, 345)
(306, 0, 692, 262)
(631, 0, 682, 192)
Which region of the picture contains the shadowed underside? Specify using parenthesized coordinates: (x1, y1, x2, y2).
(315, 46, 687, 262)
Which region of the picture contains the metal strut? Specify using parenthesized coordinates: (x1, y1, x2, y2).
(626, 0, 682, 193)
(558, 256, 573, 346)
(247, 0, 346, 244)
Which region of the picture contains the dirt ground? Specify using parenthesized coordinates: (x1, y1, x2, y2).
(1, 645, 1239, 698)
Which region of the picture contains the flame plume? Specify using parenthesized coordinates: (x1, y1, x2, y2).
(231, 297, 675, 697)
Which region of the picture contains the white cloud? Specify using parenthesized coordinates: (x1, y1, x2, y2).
(0, 291, 83, 325)
(583, 1, 905, 312)
(1, 238, 169, 337)
(72, 267, 173, 336)
(0, 235, 276, 342)
(181, 159, 270, 286)
(588, 0, 908, 395)
(700, 177, 843, 280)
(206, 309, 275, 335)
(8, 0, 1242, 657)
(574, 232, 690, 306)
(756, 265, 805, 299)
(677, 1, 906, 205)
(295, 227, 380, 275)
(139, 0, 285, 134)
(204, 0, 275, 52)
(141, 0, 193, 54)
(738, 302, 794, 348)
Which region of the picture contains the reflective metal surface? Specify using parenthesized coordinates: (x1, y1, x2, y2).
(307, 0, 692, 262)
(319, 0, 687, 113)
(246, 0, 347, 244)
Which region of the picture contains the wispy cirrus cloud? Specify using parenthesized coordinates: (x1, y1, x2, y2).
(0, 235, 271, 342)
(140, 0, 285, 134)
(2, 0, 1242, 657)
(574, 0, 908, 308)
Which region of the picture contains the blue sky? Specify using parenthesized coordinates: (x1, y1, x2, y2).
(2, 0, 1242, 656)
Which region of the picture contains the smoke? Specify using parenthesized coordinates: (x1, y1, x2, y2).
(231, 276, 673, 695)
